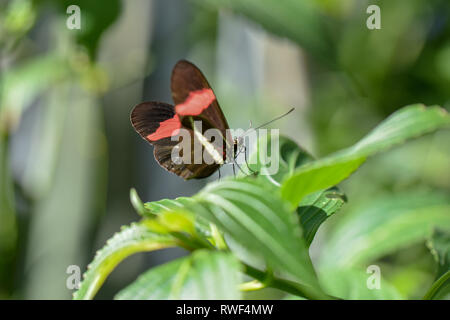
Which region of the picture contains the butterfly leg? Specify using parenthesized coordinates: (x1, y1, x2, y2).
(218, 167, 221, 180)
(243, 145, 258, 175)
(232, 156, 249, 176)
(232, 163, 236, 177)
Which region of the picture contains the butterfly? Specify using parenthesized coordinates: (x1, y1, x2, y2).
(131, 60, 236, 179)
(131, 60, 294, 180)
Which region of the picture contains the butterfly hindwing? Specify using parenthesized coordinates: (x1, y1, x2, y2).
(153, 137, 220, 179)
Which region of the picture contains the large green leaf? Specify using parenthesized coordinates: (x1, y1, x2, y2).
(319, 192, 450, 268)
(115, 250, 242, 300)
(73, 222, 178, 300)
(246, 135, 346, 246)
(247, 135, 341, 247)
(281, 104, 450, 207)
(190, 178, 328, 299)
(424, 229, 450, 299)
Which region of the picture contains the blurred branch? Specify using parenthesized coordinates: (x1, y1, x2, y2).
(0, 132, 18, 297)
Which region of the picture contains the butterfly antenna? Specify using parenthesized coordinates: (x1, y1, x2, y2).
(242, 107, 295, 136)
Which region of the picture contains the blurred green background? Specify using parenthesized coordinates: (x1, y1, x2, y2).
(0, 0, 449, 299)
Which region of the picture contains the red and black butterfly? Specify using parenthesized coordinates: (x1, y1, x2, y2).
(131, 60, 235, 179)
(131, 60, 293, 180)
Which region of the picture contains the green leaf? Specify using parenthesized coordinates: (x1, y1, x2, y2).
(246, 135, 314, 186)
(319, 267, 404, 300)
(424, 229, 450, 299)
(191, 178, 327, 298)
(281, 104, 450, 207)
(142, 209, 197, 238)
(115, 250, 242, 300)
(319, 192, 450, 268)
(73, 222, 177, 300)
(297, 187, 346, 247)
(247, 135, 346, 246)
(427, 229, 450, 279)
(142, 196, 211, 240)
(144, 197, 196, 216)
(423, 272, 450, 300)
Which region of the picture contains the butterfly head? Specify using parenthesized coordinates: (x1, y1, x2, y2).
(233, 136, 245, 159)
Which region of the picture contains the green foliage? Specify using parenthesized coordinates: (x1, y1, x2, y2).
(73, 223, 178, 300)
(144, 196, 196, 217)
(297, 188, 346, 247)
(73, 104, 450, 300)
(424, 229, 450, 299)
(246, 135, 314, 185)
(318, 267, 404, 300)
(0, 55, 70, 133)
(427, 229, 450, 280)
(319, 192, 450, 268)
(198, 0, 335, 65)
(281, 104, 450, 207)
(0, 135, 17, 296)
(192, 179, 319, 291)
(247, 134, 346, 246)
(116, 251, 242, 300)
(3, 0, 448, 301)
(41, 0, 122, 58)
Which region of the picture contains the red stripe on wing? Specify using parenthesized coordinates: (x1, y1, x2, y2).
(175, 88, 216, 116)
(147, 114, 181, 141)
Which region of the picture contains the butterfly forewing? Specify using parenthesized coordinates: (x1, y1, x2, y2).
(171, 60, 231, 141)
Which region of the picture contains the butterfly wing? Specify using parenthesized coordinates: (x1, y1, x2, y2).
(171, 60, 232, 147)
(130, 101, 180, 144)
(152, 137, 220, 179)
(130, 101, 220, 179)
